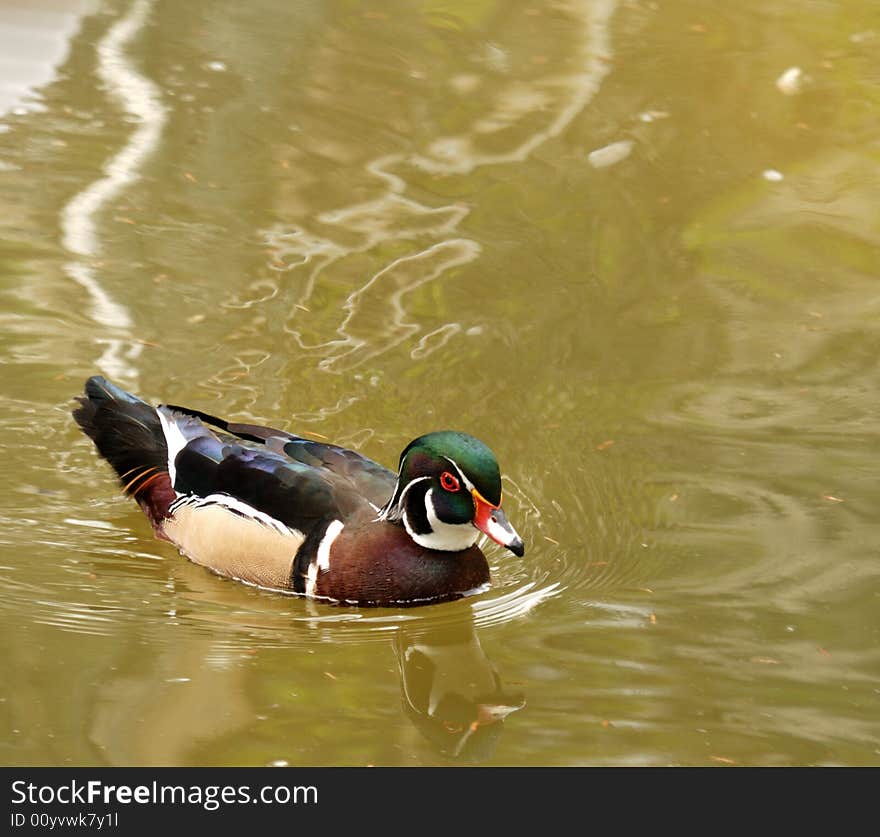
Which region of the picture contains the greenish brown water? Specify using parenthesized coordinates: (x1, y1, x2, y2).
(1, 0, 879, 766)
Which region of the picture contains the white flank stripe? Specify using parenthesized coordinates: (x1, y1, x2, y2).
(168, 493, 299, 537)
(200, 494, 298, 535)
(306, 520, 344, 598)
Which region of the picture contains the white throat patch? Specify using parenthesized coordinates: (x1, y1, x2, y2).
(404, 488, 480, 553)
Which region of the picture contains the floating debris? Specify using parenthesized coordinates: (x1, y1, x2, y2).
(849, 30, 877, 44)
(63, 518, 117, 531)
(776, 67, 803, 95)
(762, 169, 784, 182)
(449, 74, 481, 94)
(588, 140, 634, 169)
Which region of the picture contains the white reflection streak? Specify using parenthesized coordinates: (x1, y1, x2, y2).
(410, 323, 462, 360)
(60, 0, 165, 381)
(317, 239, 481, 371)
(271, 0, 617, 371)
(470, 582, 564, 628)
(412, 0, 616, 175)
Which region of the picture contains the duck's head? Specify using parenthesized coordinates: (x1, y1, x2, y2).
(380, 431, 524, 557)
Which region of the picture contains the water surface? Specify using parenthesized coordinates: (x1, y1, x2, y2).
(1, 0, 879, 765)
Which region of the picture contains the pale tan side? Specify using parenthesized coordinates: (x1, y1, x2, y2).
(163, 504, 304, 591)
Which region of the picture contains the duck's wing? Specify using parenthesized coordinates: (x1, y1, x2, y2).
(160, 407, 375, 533)
(262, 437, 395, 509)
(163, 403, 397, 509)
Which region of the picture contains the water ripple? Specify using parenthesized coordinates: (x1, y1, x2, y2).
(259, 0, 619, 377)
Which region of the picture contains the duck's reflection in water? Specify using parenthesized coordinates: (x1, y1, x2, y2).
(82, 555, 525, 764)
(394, 617, 524, 761)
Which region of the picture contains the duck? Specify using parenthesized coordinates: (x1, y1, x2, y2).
(72, 376, 524, 606)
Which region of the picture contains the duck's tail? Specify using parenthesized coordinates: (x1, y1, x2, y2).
(73, 376, 176, 530)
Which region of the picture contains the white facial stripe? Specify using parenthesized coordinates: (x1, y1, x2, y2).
(442, 456, 506, 512)
(306, 520, 344, 597)
(441, 456, 475, 492)
(378, 480, 399, 520)
(157, 408, 188, 489)
(394, 475, 431, 529)
(380, 474, 427, 521)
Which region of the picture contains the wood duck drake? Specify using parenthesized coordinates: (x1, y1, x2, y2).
(73, 376, 524, 607)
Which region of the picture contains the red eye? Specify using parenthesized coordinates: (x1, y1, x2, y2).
(440, 471, 460, 492)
